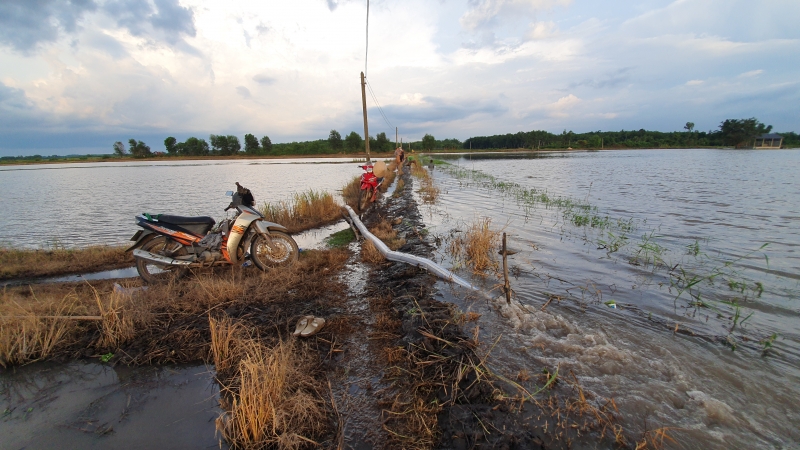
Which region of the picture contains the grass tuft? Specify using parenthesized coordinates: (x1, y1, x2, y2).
(260, 190, 342, 233)
(448, 218, 500, 275)
(0, 246, 133, 281)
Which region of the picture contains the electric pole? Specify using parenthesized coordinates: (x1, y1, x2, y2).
(360, 71, 371, 162)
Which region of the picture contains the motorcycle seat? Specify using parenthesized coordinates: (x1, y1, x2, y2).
(157, 215, 216, 227)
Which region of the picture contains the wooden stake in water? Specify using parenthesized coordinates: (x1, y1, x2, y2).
(502, 232, 511, 304)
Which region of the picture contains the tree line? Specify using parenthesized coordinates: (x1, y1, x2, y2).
(109, 117, 796, 159)
(463, 118, 797, 150)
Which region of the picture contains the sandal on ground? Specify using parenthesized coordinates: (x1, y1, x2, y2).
(300, 317, 326, 337)
(293, 315, 314, 336)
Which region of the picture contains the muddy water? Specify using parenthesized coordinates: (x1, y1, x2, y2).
(419, 150, 800, 448)
(0, 158, 364, 249)
(0, 362, 221, 449)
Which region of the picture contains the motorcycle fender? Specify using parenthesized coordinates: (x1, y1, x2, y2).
(125, 230, 155, 252)
(226, 211, 261, 264)
(254, 220, 288, 234)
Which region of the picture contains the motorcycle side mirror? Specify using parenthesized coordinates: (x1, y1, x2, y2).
(225, 191, 233, 196)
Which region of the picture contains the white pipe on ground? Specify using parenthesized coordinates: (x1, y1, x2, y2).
(344, 206, 478, 291)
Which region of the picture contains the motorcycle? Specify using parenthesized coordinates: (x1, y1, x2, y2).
(126, 183, 299, 283)
(357, 163, 384, 211)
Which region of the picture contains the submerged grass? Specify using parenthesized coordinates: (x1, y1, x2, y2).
(410, 161, 439, 204)
(324, 228, 355, 248)
(0, 245, 133, 280)
(260, 190, 342, 233)
(447, 217, 501, 275)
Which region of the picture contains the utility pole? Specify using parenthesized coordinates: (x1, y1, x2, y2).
(360, 71, 371, 162)
(395, 127, 398, 149)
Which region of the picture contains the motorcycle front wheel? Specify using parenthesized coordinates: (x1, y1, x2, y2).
(251, 231, 299, 270)
(135, 236, 189, 284)
(358, 187, 372, 211)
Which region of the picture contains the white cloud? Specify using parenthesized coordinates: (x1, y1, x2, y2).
(739, 69, 764, 78)
(525, 21, 559, 40)
(1, 0, 799, 155)
(460, 0, 572, 31)
(548, 94, 581, 118)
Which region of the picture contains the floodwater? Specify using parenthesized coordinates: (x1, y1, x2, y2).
(0, 157, 363, 248)
(3, 151, 799, 448)
(420, 149, 800, 448)
(0, 361, 221, 449)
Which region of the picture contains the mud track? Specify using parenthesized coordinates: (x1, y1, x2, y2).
(330, 169, 547, 449)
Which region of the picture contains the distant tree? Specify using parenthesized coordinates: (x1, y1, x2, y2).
(328, 129, 343, 151)
(375, 132, 391, 152)
(260, 136, 273, 153)
(210, 135, 241, 155)
(228, 135, 241, 154)
(113, 141, 126, 157)
(164, 137, 177, 155)
(684, 122, 695, 132)
(719, 118, 772, 148)
(128, 139, 152, 158)
(344, 131, 363, 152)
(180, 137, 209, 156)
(244, 133, 260, 154)
(422, 133, 436, 150)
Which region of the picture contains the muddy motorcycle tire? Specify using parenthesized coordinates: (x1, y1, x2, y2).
(358, 187, 372, 211)
(251, 231, 299, 270)
(135, 236, 189, 284)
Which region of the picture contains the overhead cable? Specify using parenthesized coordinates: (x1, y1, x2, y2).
(366, 79, 393, 130)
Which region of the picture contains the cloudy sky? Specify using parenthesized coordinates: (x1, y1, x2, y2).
(1, 0, 798, 156)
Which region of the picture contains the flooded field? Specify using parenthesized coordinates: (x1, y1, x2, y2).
(420, 149, 800, 448)
(0, 362, 220, 449)
(2, 150, 798, 448)
(0, 157, 361, 248)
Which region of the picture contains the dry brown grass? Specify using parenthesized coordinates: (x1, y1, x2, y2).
(0, 291, 78, 367)
(360, 219, 406, 264)
(410, 162, 439, 204)
(370, 219, 405, 250)
(260, 190, 342, 233)
(635, 427, 678, 450)
(341, 176, 362, 210)
(448, 217, 500, 275)
(0, 248, 350, 367)
(0, 245, 133, 280)
(212, 316, 326, 450)
(361, 240, 385, 264)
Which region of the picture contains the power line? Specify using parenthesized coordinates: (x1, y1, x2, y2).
(366, 79, 393, 130)
(365, 0, 369, 77)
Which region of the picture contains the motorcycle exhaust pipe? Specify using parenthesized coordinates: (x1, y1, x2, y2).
(133, 249, 193, 267)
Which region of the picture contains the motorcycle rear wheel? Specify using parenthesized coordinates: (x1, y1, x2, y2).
(251, 231, 299, 270)
(358, 187, 372, 211)
(135, 236, 189, 284)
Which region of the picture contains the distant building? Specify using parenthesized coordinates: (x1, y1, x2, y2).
(754, 133, 783, 149)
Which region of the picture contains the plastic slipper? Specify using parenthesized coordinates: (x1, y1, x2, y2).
(293, 315, 314, 336)
(300, 317, 326, 337)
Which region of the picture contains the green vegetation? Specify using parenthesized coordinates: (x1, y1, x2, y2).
(464, 118, 796, 150)
(325, 228, 356, 248)
(4, 116, 796, 164)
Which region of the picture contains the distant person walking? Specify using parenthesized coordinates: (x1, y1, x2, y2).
(394, 146, 405, 167)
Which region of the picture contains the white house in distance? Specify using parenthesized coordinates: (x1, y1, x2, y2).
(754, 133, 783, 149)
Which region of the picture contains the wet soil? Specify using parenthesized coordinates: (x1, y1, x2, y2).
(335, 169, 549, 449)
